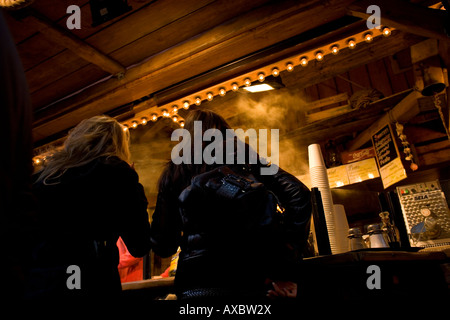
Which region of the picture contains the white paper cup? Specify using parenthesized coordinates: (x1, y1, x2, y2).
(333, 204, 350, 253)
(308, 144, 326, 168)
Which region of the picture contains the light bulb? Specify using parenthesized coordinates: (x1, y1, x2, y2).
(330, 45, 339, 55)
(151, 113, 158, 122)
(183, 101, 190, 109)
(300, 57, 308, 67)
(141, 117, 148, 125)
(179, 120, 185, 128)
(162, 109, 170, 117)
(123, 125, 129, 131)
(172, 115, 178, 122)
(231, 82, 239, 91)
(172, 105, 178, 113)
(131, 121, 138, 128)
(195, 97, 202, 105)
(257, 73, 265, 82)
(219, 88, 226, 96)
(244, 78, 252, 86)
(382, 27, 391, 37)
(34, 158, 41, 165)
(364, 32, 373, 43)
(207, 92, 214, 101)
(315, 51, 324, 61)
(271, 68, 279, 76)
(348, 38, 356, 49)
(286, 63, 294, 72)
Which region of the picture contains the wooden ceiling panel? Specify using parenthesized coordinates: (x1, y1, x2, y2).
(30, 0, 88, 22)
(30, 64, 108, 111)
(28, 0, 271, 111)
(17, 33, 65, 71)
(81, 0, 216, 54)
(3, 0, 444, 146)
(26, 49, 90, 95)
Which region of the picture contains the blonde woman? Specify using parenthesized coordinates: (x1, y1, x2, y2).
(30, 115, 151, 298)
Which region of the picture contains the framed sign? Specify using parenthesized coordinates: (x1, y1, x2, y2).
(371, 124, 407, 189)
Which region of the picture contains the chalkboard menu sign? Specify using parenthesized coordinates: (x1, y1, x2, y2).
(371, 124, 407, 188)
(372, 124, 398, 168)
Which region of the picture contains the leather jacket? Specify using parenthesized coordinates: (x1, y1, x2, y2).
(151, 164, 311, 293)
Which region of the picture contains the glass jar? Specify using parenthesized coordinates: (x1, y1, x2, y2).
(348, 227, 366, 250)
(367, 224, 389, 248)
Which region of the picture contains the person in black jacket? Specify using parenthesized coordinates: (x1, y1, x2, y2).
(151, 109, 311, 300)
(30, 115, 151, 299)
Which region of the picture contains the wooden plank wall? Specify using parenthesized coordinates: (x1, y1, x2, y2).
(301, 54, 414, 105)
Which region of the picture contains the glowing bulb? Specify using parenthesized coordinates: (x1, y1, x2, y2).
(231, 82, 239, 91)
(162, 109, 170, 117)
(172, 105, 178, 113)
(195, 97, 202, 105)
(179, 120, 185, 128)
(368, 173, 375, 179)
(131, 121, 138, 128)
(141, 117, 148, 125)
(172, 115, 178, 122)
(183, 101, 190, 109)
(151, 113, 158, 121)
(300, 57, 308, 67)
(315, 51, 324, 61)
(123, 125, 129, 131)
(219, 88, 226, 96)
(257, 73, 265, 82)
(382, 27, 391, 37)
(34, 158, 41, 165)
(244, 78, 252, 86)
(330, 45, 339, 55)
(271, 68, 279, 76)
(286, 63, 294, 72)
(207, 92, 214, 101)
(364, 32, 373, 43)
(348, 38, 356, 49)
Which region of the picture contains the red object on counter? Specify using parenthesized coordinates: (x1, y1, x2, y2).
(117, 237, 143, 283)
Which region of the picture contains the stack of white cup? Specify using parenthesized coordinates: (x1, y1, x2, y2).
(308, 144, 338, 254)
(333, 204, 350, 253)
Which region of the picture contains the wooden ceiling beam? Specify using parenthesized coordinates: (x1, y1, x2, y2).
(281, 30, 424, 89)
(348, 0, 450, 42)
(32, 0, 355, 142)
(20, 9, 126, 76)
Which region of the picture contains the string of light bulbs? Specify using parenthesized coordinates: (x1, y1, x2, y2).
(33, 26, 392, 165)
(121, 26, 392, 131)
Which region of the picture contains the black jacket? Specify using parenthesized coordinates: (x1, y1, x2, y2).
(151, 164, 311, 295)
(31, 156, 151, 296)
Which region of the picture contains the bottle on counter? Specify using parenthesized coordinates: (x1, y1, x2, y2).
(367, 224, 389, 248)
(348, 227, 366, 250)
(379, 211, 400, 248)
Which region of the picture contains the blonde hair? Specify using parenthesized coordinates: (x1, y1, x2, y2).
(36, 115, 130, 185)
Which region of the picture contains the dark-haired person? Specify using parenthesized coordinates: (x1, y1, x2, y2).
(151, 109, 311, 300)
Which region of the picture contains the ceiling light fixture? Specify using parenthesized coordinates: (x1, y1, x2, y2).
(242, 75, 284, 93)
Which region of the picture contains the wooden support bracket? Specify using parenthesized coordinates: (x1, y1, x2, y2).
(22, 9, 126, 76)
(347, 90, 422, 151)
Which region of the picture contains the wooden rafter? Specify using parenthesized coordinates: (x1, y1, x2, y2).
(348, 0, 450, 42)
(21, 9, 126, 76)
(32, 0, 356, 142)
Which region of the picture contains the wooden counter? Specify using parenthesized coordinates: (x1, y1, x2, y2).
(120, 251, 449, 302)
(121, 276, 175, 291)
(121, 276, 175, 300)
(299, 250, 450, 303)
